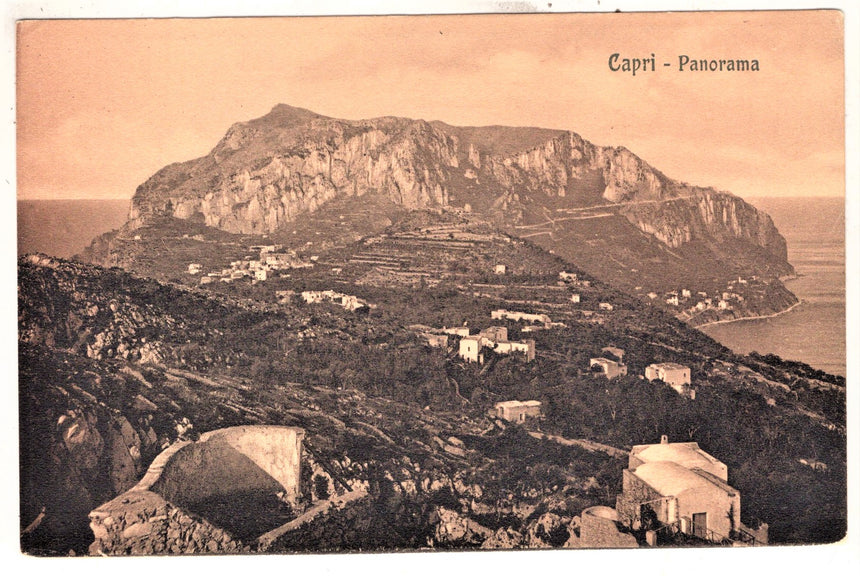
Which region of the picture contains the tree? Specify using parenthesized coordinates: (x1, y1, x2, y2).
(313, 474, 330, 501)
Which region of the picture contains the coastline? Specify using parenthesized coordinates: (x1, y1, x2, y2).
(694, 299, 804, 329)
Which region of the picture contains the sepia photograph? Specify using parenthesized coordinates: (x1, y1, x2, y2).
(8, 1, 856, 570)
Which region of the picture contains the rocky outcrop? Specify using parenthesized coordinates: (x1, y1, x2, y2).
(89, 490, 248, 555)
(19, 344, 167, 555)
(480, 527, 525, 549)
(431, 506, 494, 546)
(620, 190, 789, 265)
(19, 254, 232, 369)
(483, 132, 671, 204)
(522, 511, 577, 548)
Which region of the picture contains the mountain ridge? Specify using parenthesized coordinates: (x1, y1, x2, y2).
(123, 103, 718, 225)
(89, 104, 794, 320)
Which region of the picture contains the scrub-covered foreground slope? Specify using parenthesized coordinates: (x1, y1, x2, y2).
(20, 217, 844, 554)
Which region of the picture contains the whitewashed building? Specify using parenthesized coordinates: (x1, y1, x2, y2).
(615, 436, 764, 545)
(494, 400, 542, 422)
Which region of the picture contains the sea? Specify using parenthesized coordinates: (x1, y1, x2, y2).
(16, 196, 847, 377)
(699, 196, 846, 377)
(17, 199, 130, 259)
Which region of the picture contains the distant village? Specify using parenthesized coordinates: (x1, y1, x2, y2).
(187, 242, 764, 327)
(649, 275, 774, 323)
(188, 244, 316, 285)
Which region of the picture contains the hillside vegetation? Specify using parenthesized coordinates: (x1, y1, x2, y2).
(19, 214, 845, 553)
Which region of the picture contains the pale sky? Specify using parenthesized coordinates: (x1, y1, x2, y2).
(16, 11, 844, 200)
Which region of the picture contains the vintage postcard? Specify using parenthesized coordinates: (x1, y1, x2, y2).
(12, 3, 852, 570)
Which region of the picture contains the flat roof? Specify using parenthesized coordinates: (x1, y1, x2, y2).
(495, 400, 541, 408)
(648, 362, 689, 371)
(591, 357, 621, 366)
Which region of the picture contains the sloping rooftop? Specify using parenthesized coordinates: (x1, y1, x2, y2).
(631, 461, 731, 497)
(631, 441, 727, 481)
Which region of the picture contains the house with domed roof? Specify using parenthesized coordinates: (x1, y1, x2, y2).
(615, 435, 764, 545)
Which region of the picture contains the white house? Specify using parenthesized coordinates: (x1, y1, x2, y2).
(301, 290, 370, 311)
(590, 357, 628, 379)
(479, 326, 509, 346)
(504, 339, 536, 362)
(494, 400, 542, 422)
(615, 436, 764, 545)
(645, 363, 694, 398)
(494, 264, 507, 275)
(443, 326, 471, 337)
(459, 337, 483, 364)
(422, 333, 449, 349)
(645, 363, 691, 387)
(490, 309, 551, 327)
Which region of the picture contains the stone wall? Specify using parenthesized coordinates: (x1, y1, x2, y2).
(150, 426, 304, 512)
(578, 506, 638, 549)
(616, 468, 664, 529)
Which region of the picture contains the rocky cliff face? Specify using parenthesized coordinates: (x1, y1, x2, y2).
(620, 190, 789, 263)
(481, 132, 671, 204)
(129, 106, 678, 228)
(129, 106, 457, 234)
(121, 104, 792, 283)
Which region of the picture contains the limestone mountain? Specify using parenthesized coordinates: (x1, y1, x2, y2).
(119, 104, 793, 296)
